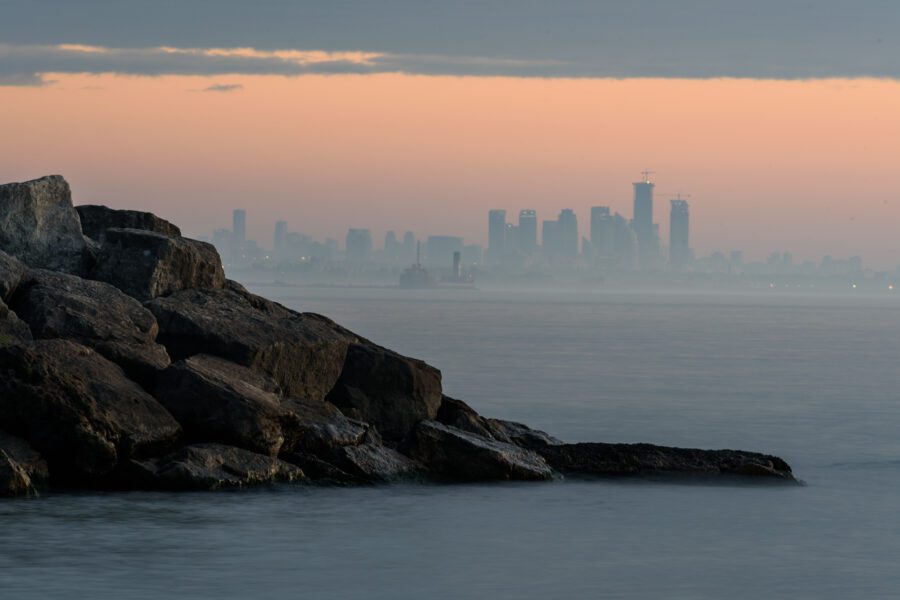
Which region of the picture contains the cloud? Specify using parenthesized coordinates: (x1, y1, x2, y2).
(203, 83, 243, 92)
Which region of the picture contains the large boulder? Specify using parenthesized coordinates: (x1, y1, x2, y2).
(91, 228, 225, 301)
(0, 340, 181, 482)
(326, 343, 443, 441)
(147, 286, 357, 401)
(76, 205, 181, 241)
(127, 443, 303, 490)
(0, 175, 90, 274)
(435, 396, 563, 450)
(537, 443, 796, 481)
(0, 250, 26, 301)
(9, 269, 170, 386)
(324, 443, 424, 483)
(401, 421, 554, 482)
(0, 431, 49, 497)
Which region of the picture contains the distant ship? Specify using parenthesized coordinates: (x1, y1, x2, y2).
(399, 242, 437, 288)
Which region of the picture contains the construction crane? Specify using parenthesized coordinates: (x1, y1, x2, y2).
(640, 170, 656, 183)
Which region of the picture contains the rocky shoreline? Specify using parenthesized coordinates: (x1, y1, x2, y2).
(0, 175, 796, 497)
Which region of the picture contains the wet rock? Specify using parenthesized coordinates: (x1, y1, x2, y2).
(0, 431, 49, 497)
(0, 340, 181, 482)
(401, 421, 554, 482)
(327, 343, 443, 441)
(148, 287, 357, 401)
(128, 443, 303, 490)
(537, 443, 796, 481)
(10, 269, 170, 386)
(91, 228, 225, 301)
(0, 250, 26, 301)
(0, 175, 90, 274)
(76, 204, 181, 241)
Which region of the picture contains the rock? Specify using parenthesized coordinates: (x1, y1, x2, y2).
(0, 250, 26, 301)
(325, 443, 424, 483)
(483, 419, 563, 451)
(281, 397, 368, 453)
(0, 303, 32, 343)
(0, 431, 49, 497)
(91, 228, 225, 301)
(0, 340, 181, 482)
(435, 396, 497, 439)
(280, 452, 363, 484)
(537, 443, 796, 481)
(401, 421, 554, 482)
(0, 175, 90, 274)
(76, 205, 181, 241)
(127, 443, 303, 490)
(10, 269, 170, 387)
(147, 287, 357, 401)
(327, 343, 443, 441)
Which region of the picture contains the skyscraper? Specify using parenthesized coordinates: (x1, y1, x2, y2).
(518, 209, 537, 253)
(542, 219, 561, 258)
(232, 209, 246, 244)
(590, 206, 614, 262)
(274, 220, 288, 254)
(558, 208, 579, 258)
(345, 228, 372, 262)
(669, 199, 691, 267)
(488, 209, 507, 262)
(632, 173, 656, 266)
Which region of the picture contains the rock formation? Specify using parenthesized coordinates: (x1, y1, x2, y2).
(0, 175, 797, 497)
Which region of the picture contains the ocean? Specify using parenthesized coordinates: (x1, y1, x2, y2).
(2, 286, 899, 599)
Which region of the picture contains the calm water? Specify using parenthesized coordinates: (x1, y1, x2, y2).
(3, 287, 900, 599)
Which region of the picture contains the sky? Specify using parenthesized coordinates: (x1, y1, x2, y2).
(1, 1, 899, 267)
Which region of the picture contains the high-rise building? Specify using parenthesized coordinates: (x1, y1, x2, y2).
(669, 199, 690, 267)
(632, 173, 656, 266)
(542, 219, 561, 258)
(518, 210, 537, 253)
(612, 213, 637, 269)
(488, 209, 507, 261)
(558, 209, 579, 258)
(402, 231, 416, 262)
(384, 230, 399, 260)
(345, 228, 372, 262)
(590, 206, 614, 262)
(232, 209, 246, 244)
(274, 220, 288, 254)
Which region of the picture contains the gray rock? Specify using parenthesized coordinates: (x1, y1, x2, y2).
(401, 421, 554, 482)
(10, 269, 170, 387)
(92, 228, 225, 301)
(0, 250, 25, 301)
(327, 342, 443, 441)
(0, 175, 90, 274)
(0, 303, 32, 343)
(76, 204, 181, 241)
(148, 287, 357, 401)
(537, 442, 796, 481)
(0, 340, 181, 482)
(483, 419, 563, 451)
(326, 443, 424, 483)
(128, 443, 303, 490)
(0, 431, 49, 497)
(281, 397, 368, 453)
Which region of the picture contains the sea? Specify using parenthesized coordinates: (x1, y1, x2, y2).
(2, 286, 900, 599)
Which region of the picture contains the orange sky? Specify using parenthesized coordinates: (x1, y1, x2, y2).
(2, 73, 899, 267)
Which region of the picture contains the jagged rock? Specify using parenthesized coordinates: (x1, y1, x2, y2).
(325, 443, 424, 483)
(0, 250, 26, 301)
(280, 452, 363, 484)
(483, 419, 563, 450)
(0, 340, 181, 482)
(76, 205, 181, 241)
(0, 303, 32, 343)
(91, 228, 225, 301)
(537, 443, 796, 481)
(0, 175, 90, 274)
(436, 396, 498, 439)
(401, 421, 554, 482)
(127, 443, 303, 490)
(0, 431, 49, 497)
(281, 397, 368, 453)
(327, 343, 443, 441)
(10, 269, 170, 387)
(147, 287, 357, 401)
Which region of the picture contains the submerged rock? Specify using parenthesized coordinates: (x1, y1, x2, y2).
(10, 269, 170, 386)
(76, 204, 181, 241)
(402, 421, 555, 482)
(0, 340, 181, 482)
(0, 175, 90, 274)
(128, 443, 303, 490)
(538, 442, 796, 481)
(0, 431, 49, 497)
(92, 228, 225, 301)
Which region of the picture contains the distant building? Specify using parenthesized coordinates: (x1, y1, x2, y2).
(488, 209, 507, 262)
(612, 213, 637, 269)
(632, 174, 657, 267)
(425, 235, 464, 267)
(402, 231, 416, 262)
(558, 209, 579, 258)
(233, 209, 246, 244)
(384, 230, 400, 260)
(461, 244, 483, 266)
(274, 220, 288, 254)
(518, 210, 538, 253)
(542, 219, 561, 258)
(669, 199, 691, 268)
(590, 206, 614, 263)
(345, 228, 373, 262)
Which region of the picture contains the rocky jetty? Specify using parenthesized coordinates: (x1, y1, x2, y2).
(0, 175, 798, 497)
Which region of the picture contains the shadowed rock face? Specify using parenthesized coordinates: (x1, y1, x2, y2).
(92, 228, 225, 301)
(76, 205, 181, 241)
(436, 396, 563, 450)
(0, 251, 26, 302)
(401, 421, 555, 482)
(0, 431, 49, 497)
(0, 340, 181, 482)
(0, 303, 32, 343)
(537, 443, 796, 481)
(10, 269, 170, 387)
(148, 287, 358, 402)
